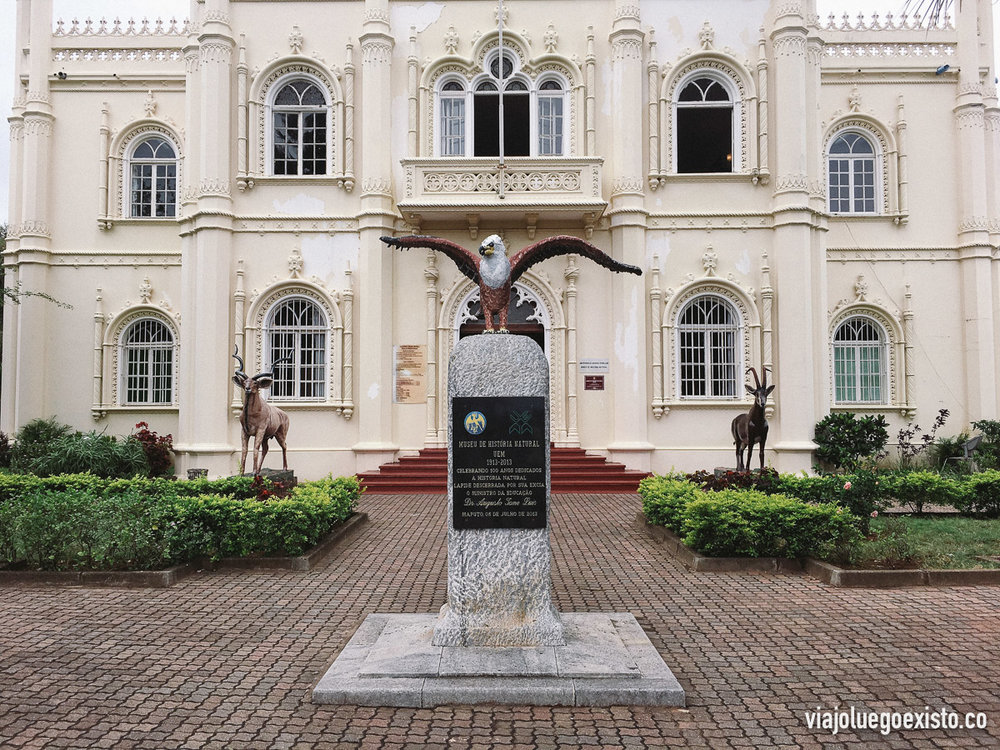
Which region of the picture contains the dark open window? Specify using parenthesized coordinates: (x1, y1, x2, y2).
(473, 80, 530, 157)
(676, 77, 733, 173)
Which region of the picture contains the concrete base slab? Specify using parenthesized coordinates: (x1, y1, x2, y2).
(313, 612, 685, 707)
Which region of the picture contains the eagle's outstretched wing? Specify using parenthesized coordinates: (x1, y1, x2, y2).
(380, 235, 480, 283)
(508, 235, 643, 284)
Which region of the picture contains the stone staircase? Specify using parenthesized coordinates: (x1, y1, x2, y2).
(357, 446, 649, 494)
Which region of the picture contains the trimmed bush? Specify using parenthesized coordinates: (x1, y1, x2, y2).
(880, 470, 968, 515)
(638, 475, 701, 531)
(813, 413, 888, 470)
(960, 470, 1000, 517)
(681, 489, 859, 559)
(773, 470, 890, 532)
(0, 474, 361, 570)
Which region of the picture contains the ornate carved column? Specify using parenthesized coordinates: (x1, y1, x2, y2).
(756, 31, 769, 180)
(954, 0, 998, 418)
(92, 289, 106, 420)
(175, 0, 237, 476)
(585, 27, 596, 156)
(896, 95, 909, 221)
(353, 0, 398, 470)
(902, 284, 915, 416)
(9, 0, 55, 429)
(768, 1, 826, 472)
(606, 0, 652, 470)
(649, 259, 665, 418)
(564, 258, 580, 446)
(424, 250, 441, 446)
(407, 27, 419, 158)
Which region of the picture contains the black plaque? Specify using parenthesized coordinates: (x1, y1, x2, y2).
(451, 396, 547, 530)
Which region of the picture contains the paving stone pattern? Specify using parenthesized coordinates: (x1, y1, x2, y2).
(0, 492, 998, 749)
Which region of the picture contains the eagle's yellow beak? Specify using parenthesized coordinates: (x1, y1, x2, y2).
(483, 245, 494, 256)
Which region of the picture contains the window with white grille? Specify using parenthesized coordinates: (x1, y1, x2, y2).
(129, 137, 177, 218)
(677, 295, 740, 398)
(266, 297, 328, 400)
(833, 316, 885, 403)
(828, 132, 877, 214)
(272, 79, 329, 176)
(537, 79, 564, 156)
(122, 318, 174, 404)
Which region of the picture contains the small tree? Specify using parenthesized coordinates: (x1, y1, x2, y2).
(814, 413, 889, 470)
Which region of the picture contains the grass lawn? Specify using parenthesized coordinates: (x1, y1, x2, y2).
(859, 515, 1000, 569)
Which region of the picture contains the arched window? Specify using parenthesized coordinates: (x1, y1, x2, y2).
(265, 296, 328, 400)
(121, 318, 174, 404)
(271, 78, 329, 176)
(675, 75, 735, 173)
(833, 316, 886, 403)
(828, 131, 878, 214)
(128, 136, 177, 218)
(537, 79, 565, 156)
(677, 295, 740, 398)
(434, 53, 569, 158)
(440, 80, 467, 156)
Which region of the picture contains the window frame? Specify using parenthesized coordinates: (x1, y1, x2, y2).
(266, 73, 333, 177)
(124, 134, 179, 219)
(263, 294, 330, 402)
(826, 129, 881, 216)
(672, 69, 740, 174)
(832, 315, 889, 405)
(118, 316, 176, 406)
(432, 57, 570, 158)
(675, 294, 742, 400)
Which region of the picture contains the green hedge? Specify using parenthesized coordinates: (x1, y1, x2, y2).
(638, 474, 698, 531)
(638, 475, 859, 559)
(681, 489, 859, 559)
(0, 474, 361, 571)
(959, 470, 1000, 517)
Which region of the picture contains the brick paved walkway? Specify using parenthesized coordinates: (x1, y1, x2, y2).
(1, 492, 998, 749)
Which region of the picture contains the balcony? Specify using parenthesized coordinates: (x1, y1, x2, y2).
(397, 157, 606, 237)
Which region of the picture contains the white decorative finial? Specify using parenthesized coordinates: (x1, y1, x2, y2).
(702, 246, 718, 276)
(143, 90, 157, 116)
(854, 275, 869, 301)
(289, 25, 303, 54)
(699, 21, 715, 50)
(139, 277, 152, 303)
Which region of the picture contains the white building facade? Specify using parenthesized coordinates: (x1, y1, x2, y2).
(5, 0, 1000, 478)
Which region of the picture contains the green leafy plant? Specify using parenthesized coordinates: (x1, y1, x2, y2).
(638, 475, 701, 531)
(28, 431, 148, 479)
(971, 419, 1000, 470)
(132, 422, 174, 477)
(880, 470, 968, 515)
(680, 489, 859, 559)
(685, 468, 780, 493)
(9, 417, 73, 473)
(897, 408, 950, 469)
(774, 469, 890, 533)
(848, 516, 919, 570)
(929, 431, 973, 472)
(813, 413, 888, 470)
(959, 470, 1000, 518)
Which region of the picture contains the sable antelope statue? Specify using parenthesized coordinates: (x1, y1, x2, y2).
(232, 345, 292, 475)
(731, 367, 774, 472)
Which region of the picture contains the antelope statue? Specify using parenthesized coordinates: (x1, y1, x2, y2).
(731, 367, 774, 472)
(232, 345, 292, 475)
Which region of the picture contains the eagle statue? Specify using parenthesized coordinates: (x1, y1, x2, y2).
(381, 234, 643, 332)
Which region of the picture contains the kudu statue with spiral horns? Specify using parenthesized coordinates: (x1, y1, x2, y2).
(731, 367, 774, 472)
(232, 345, 292, 475)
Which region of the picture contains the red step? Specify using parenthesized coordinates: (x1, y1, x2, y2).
(358, 446, 649, 494)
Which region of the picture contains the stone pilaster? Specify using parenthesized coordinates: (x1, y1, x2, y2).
(953, 0, 998, 419)
(6, 0, 54, 430)
(606, 0, 651, 470)
(353, 0, 398, 469)
(768, 0, 826, 472)
(175, 0, 236, 476)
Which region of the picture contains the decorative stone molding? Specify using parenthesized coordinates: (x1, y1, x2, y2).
(361, 41, 393, 65)
(544, 23, 559, 53)
(698, 21, 715, 51)
(244, 277, 354, 419)
(54, 16, 190, 36)
(828, 302, 906, 412)
(821, 11, 953, 31)
(99, 304, 181, 413)
(772, 35, 807, 58)
(54, 48, 184, 63)
(289, 26, 304, 55)
(823, 43, 955, 60)
(655, 52, 755, 180)
(21, 117, 53, 137)
(444, 26, 460, 55)
(199, 42, 233, 66)
(439, 269, 568, 444)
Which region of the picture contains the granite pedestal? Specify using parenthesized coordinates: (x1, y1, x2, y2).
(312, 335, 685, 706)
